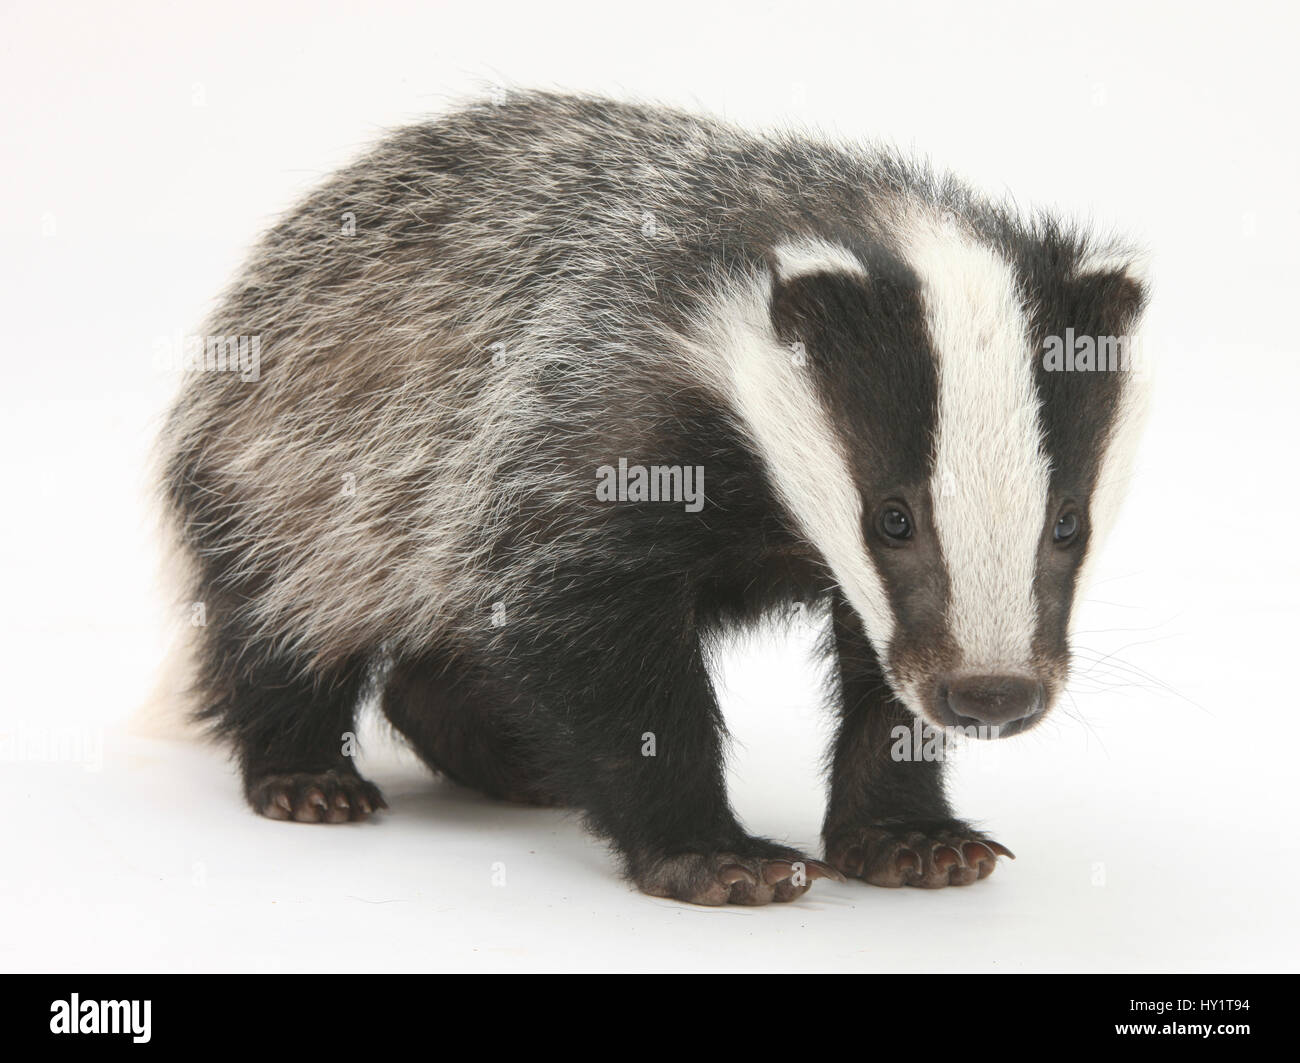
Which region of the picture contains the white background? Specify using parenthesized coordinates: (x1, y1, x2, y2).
(2, 0, 1297, 972)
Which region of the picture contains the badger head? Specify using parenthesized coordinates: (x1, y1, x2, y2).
(702, 220, 1149, 738)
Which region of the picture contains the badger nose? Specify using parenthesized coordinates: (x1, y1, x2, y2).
(942, 675, 1044, 729)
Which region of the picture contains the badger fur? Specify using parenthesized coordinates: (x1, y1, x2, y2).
(159, 90, 1149, 905)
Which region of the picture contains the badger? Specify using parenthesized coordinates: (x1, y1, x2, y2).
(158, 90, 1149, 906)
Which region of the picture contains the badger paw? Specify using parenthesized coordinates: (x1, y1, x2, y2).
(631, 842, 845, 906)
(826, 821, 1014, 888)
(248, 769, 388, 824)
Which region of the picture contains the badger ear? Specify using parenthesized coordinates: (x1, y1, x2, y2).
(1071, 245, 1150, 332)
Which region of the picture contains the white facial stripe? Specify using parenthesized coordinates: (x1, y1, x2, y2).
(683, 271, 896, 652)
(905, 217, 1051, 672)
(771, 238, 868, 282)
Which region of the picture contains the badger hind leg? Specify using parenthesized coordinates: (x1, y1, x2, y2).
(193, 629, 387, 824)
(381, 651, 563, 807)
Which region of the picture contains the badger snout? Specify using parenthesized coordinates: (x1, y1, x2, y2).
(935, 675, 1044, 737)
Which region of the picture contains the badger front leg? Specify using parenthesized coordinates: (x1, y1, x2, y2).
(510, 576, 840, 905)
(822, 595, 1013, 887)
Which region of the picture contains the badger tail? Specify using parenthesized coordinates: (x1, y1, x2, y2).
(130, 624, 208, 741)
(130, 486, 209, 742)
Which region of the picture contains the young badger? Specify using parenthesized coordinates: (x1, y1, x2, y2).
(160, 90, 1149, 905)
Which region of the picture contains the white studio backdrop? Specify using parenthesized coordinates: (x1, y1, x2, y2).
(0, 0, 1296, 971)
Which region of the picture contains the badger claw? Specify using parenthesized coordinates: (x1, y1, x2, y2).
(719, 864, 758, 887)
(802, 859, 846, 883)
(826, 821, 1013, 888)
(248, 769, 388, 825)
(896, 847, 921, 877)
(633, 844, 841, 906)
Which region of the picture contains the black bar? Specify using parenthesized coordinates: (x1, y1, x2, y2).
(0, 974, 1287, 1049)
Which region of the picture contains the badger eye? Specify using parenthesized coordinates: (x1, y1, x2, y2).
(1053, 510, 1080, 544)
(879, 505, 913, 542)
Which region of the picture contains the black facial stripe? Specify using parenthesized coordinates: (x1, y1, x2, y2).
(769, 251, 936, 485)
(1021, 252, 1148, 671)
(767, 251, 954, 679)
